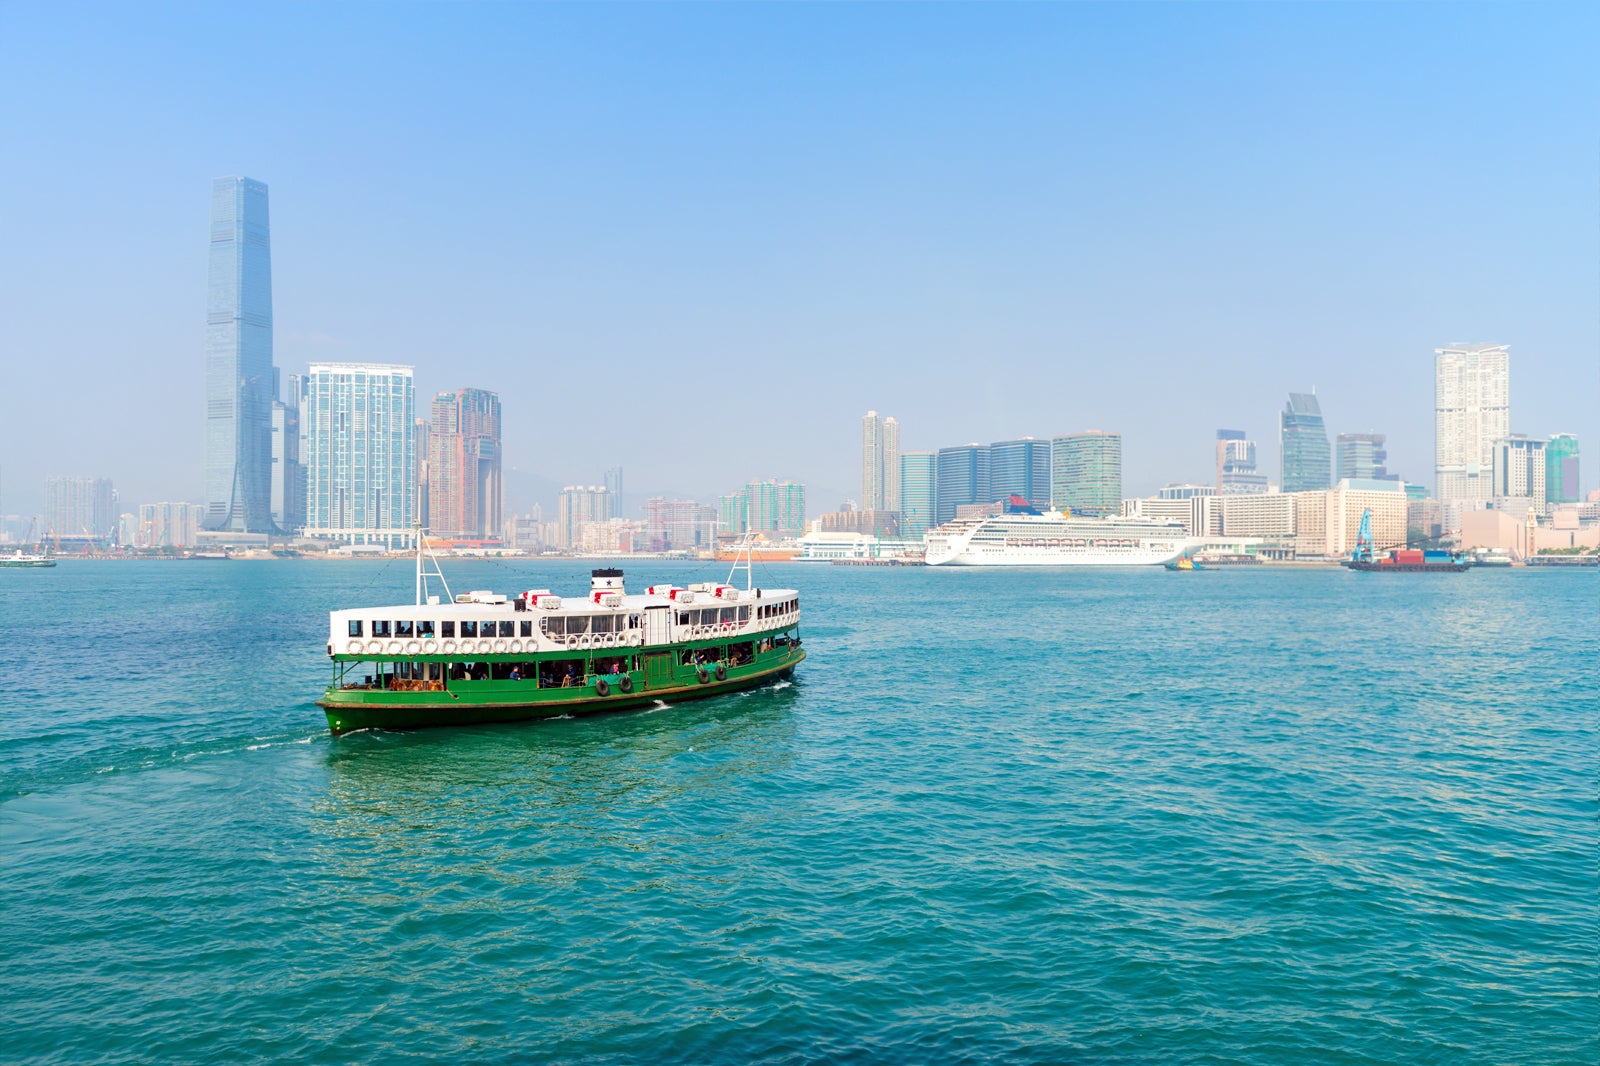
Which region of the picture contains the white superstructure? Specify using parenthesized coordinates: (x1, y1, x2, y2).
(923, 510, 1188, 567)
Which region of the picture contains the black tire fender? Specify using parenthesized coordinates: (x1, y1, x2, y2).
(618, 675, 634, 694)
(696, 667, 710, 685)
(714, 662, 727, 681)
(595, 678, 611, 697)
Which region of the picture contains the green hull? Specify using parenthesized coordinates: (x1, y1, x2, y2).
(318, 647, 804, 734)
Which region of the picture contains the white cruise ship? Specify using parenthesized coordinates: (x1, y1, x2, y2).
(923, 510, 1189, 567)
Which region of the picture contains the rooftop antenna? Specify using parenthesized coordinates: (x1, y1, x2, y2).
(415, 524, 453, 606)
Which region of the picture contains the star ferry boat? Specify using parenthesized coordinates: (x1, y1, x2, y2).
(923, 508, 1189, 566)
(317, 544, 804, 734)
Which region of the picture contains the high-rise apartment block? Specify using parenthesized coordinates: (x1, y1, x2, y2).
(204, 177, 278, 533)
(988, 438, 1051, 508)
(1491, 435, 1547, 514)
(899, 452, 937, 536)
(646, 497, 717, 552)
(301, 363, 417, 547)
(1051, 432, 1122, 516)
(744, 480, 807, 538)
(1216, 430, 1269, 494)
(861, 411, 900, 512)
(136, 502, 203, 549)
(45, 476, 115, 539)
(1545, 434, 1579, 505)
(1279, 393, 1331, 493)
(557, 486, 614, 550)
(1435, 344, 1510, 502)
(427, 389, 502, 539)
(1336, 433, 1391, 482)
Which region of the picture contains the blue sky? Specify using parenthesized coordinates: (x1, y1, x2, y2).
(1, 2, 1595, 515)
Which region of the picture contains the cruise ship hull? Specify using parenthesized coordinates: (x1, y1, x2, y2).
(923, 513, 1189, 567)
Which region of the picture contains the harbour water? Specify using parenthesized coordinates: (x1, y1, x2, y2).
(2, 560, 1595, 1064)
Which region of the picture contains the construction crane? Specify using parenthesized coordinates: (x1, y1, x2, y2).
(1351, 508, 1375, 563)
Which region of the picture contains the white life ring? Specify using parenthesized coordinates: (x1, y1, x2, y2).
(578, 634, 592, 649)
(510, 639, 524, 654)
(422, 639, 438, 654)
(493, 639, 508, 654)
(605, 633, 618, 647)
(404, 640, 421, 655)
(476, 639, 492, 655)
(366, 640, 383, 655)
(629, 632, 641, 647)
(442, 639, 457, 655)
(345, 640, 362, 654)
(386, 640, 402, 656)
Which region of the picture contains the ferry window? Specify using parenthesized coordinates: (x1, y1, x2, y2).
(348, 620, 363, 637)
(419, 621, 435, 637)
(373, 620, 391, 637)
(628, 614, 640, 629)
(546, 617, 565, 637)
(738, 607, 750, 622)
(397, 620, 414, 637)
(567, 616, 590, 636)
(460, 621, 478, 638)
(498, 621, 515, 638)
(677, 613, 689, 625)
(441, 621, 455, 638)
(593, 615, 614, 634)
(520, 620, 532, 638)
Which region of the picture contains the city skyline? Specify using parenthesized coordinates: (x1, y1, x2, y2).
(2, 5, 1596, 515)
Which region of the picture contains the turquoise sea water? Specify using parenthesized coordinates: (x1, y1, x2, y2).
(1, 559, 1595, 1064)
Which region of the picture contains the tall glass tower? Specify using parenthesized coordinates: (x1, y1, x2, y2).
(899, 452, 937, 536)
(204, 176, 277, 533)
(1051, 432, 1122, 516)
(1545, 433, 1579, 504)
(1280, 392, 1332, 493)
(301, 363, 417, 548)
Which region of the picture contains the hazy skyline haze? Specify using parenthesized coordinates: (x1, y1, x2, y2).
(1, 2, 1595, 516)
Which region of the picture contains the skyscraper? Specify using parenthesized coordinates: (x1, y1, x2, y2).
(935, 444, 991, 523)
(1545, 433, 1579, 505)
(988, 438, 1051, 507)
(428, 388, 503, 539)
(301, 363, 417, 547)
(1051, 432, 1122, 516)
(45, 476, 115, 539)
(1216, 430, 1270, 494)
(1336, 433, 1391, 482)
(1435, 344, 1510, 502)
(899, 452, 937, 536)
(745, 479, 807, 537)
(557, 486, 613, 550)
(1280, 392, 1331, 493)
(270, 381, 304, 534)
(861, 411, 900, 512)
(204, 176, 277, 533)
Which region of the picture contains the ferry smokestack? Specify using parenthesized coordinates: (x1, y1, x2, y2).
(591, 568, 625, 596)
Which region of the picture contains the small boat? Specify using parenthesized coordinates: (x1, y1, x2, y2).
(1164, 555, 1205, 571)
(315, 534, 805, 734)
(0, 550, 56, 568)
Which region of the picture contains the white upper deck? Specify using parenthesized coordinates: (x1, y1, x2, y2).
(326, 571, 800, 658)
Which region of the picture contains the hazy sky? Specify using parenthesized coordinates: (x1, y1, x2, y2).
(2, 2, 1596, 516)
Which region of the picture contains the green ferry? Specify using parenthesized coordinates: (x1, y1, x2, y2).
(316, 544, 803, 734)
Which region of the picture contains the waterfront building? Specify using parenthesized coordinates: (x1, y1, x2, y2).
(427, 389, 502, 540)
(45, 476, 115, 539)
(1435, 344, 1510, 502)
(301, 363, 417, 548)
(745, 479, 807, 538)
(557, 486, 613, 551)
(1122, 495, 1212, 536)
(1292, 480, 1409, 557)
(1491, 435, 1547, 516)
(1545, 433, 1579, 505)
(988, 438, 1052, 509)
(899, 452, 937, 536)
(1336, 433, 1392, 482)
(1217, 492, 1296, 540)
(1051, 431, 1122, 517)
(503, 511, 543, 553)
(1280, 393, 1331, 493)
(936, 444, 991, 524)
(1158, 483, 1216, 501)
(861, 412, 900, 512)
(136, 501, 203, 549)
(204, 176, 278, 534)
(646, 497, 717, 552)
(270, 386, 304, 534)
(1216, 430, 1270, 494)
(816, 509, 900, 537)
